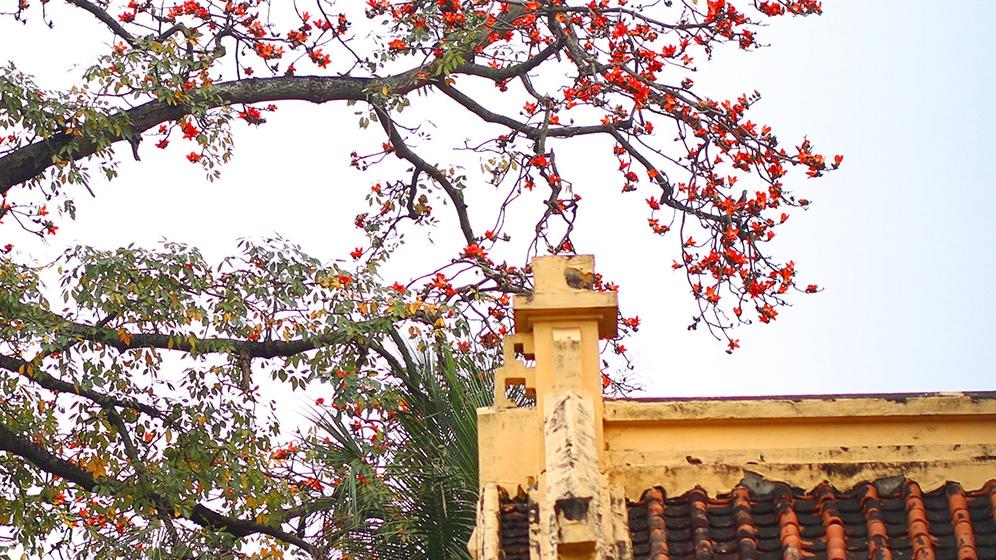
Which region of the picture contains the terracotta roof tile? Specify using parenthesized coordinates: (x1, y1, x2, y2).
(498, 489, 531, 560)
(646, 487, 671, 560)
(627, 479, 996, 560)
(733, 487, 760, 560)
(905, 482, 934, 560)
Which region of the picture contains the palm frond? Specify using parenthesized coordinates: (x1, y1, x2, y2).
(306, 342, 495, 560)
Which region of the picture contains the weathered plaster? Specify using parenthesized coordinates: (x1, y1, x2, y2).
(604, 395, 996, 498)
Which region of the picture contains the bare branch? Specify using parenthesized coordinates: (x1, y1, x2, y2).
(373, 104, 476, 245)
(436, 81, 632, 140)
(64, 0, 137, 46)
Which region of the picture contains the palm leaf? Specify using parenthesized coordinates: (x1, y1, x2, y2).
(308, 342, 494, 560)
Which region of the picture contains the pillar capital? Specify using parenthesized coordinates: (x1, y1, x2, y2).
(513, 256, 618, 339)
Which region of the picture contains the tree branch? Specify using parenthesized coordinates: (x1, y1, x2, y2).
(0, 68, 429, 195)
(0, 419, 319, 556)
(454, 38, 563, 83)
(0, 29, 575, 198)
(373, 104, 476, 245)
(435, 81, 631, 139)
(64, 0, 137, 46)
(63, 323, 354, 359)
(608, 127, 725, 224)
(0, 352, 166, 420)
(21, 306, 371, 358)
(0, 419, 105, 492)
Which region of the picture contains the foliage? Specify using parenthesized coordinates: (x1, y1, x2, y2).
(1, 238, 482, 558)
(0, 0, 836, 558)
(304, 345, 490, 560)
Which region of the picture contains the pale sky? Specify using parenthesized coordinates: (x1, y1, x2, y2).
(3, 2, 994, 397)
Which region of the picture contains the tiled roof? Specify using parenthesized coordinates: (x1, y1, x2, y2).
(627, 478, 996, 560)
(499, 488, 531, 560)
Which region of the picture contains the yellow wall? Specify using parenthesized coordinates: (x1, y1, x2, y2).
(604, 394, 996, 499)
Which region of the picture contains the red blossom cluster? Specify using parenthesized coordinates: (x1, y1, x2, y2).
(166, 0, 209, 20)
(3, 0, 839, 360)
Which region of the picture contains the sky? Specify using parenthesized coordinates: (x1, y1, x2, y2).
(3, 2, 995, 398)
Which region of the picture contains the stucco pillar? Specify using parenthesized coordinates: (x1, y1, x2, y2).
(473, 255, 628, 560)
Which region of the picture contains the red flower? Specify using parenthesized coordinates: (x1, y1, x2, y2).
(462, 243, 487, 259)
(238, 107, 263, 124)
(181, 121, 199, 140)
(350, 247, 363, 259)
(254, 42, 285, 60)
(186, 152, 202, 162)
(388, 39, 407, 50)
(758, 303, 778, 323)
(529, 154, 549, 167)
(704, 285, 720, 304)
(309, 50, 331, 68)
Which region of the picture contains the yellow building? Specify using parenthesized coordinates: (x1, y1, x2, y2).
(468, 256, 996, 560)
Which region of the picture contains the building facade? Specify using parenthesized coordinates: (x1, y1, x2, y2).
(468, 256, 996, 560)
